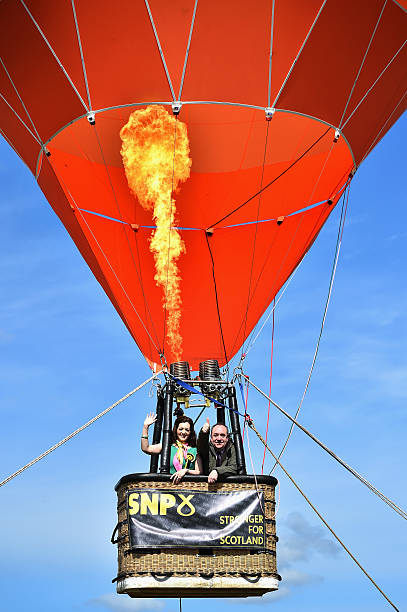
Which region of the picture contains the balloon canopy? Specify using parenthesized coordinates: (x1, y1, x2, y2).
(1, 0, 406, 369)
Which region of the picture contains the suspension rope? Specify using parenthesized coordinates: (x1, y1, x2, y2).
(239, 261, 300, 363)
(246, 417, 400, 612)
(244, 424, 265, 513)
(240, 121, 270, 358)
(244, 375, 407, 521)
(162, 117, 178, 354)
(267, 0, 276, 108)
(0, 92, 41, 144)
(339, 0, 387, 129)
(361, 88, 407, 165)
(0, 372, 162, 489)
(207, 127, 330, 230)
(262, 299, 275, 474)
(271, 0, 328, 108)
(19, 0, 89, 111)
(178, 0, 198, 101)
(92, 124, 162, 351)
(342, 39, 407, 130)
(71, 0, 93, 111)
(237, 188, 331, 367)
(205, 231, 230, 379)
(271, 184, 350, 471)
(49, 163, 161, 358)
(0, 57, 42, 142)
(144, 0, 176, 101)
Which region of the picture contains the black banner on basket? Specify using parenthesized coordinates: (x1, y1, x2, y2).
(126, 488, 265, 549)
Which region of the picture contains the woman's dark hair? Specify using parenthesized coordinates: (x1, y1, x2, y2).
(171, 415, 197, 447)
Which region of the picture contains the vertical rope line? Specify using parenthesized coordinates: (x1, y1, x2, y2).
(261, 300, 275, 474)
(248, 421, 400, 612)
(162, 118, 178, 355)
(268, 0, 276, 107)
(240, 121, 270, 357)
(245, 376, 407, 519)
(71, 0, 93, 110)
(93, 124, 162, 350)
(18, 0, 89, 111)
(0, 57, 42, 142)
(178, 0, 198, 100)
(144, 0, 176, 100)
(339, 0, 388, 128)
(271, 0, 328, 108)
(342, 39, 407, 130)
(244, 425, 265, 513)
(241, 377, 249, 441)
(270, 185, 350, 473)
(205, 232, 229, 378)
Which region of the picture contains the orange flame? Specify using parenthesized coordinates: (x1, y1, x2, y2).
(120, 106, 191, 359)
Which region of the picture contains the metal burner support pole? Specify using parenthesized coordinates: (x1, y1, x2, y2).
(228, 384, 247, 475)
(149, 388, 164, 473)
(160, 382, 174, 473)
(216, 402, 225, 425)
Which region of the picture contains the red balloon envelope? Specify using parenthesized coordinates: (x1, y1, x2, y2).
(1, 0, 406, 369)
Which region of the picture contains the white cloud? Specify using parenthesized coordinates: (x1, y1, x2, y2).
(87, 593, 165, 612)
(279, 511, 341, 565)
(226, 512, 334, 606)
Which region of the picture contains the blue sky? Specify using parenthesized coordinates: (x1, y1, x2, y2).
(1, 112, 406, 612)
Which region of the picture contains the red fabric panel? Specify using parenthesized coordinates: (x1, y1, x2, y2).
(0, 95, 40, 173)
(148, 0, 196, 99)
(1, 0, 405, 368)
(0, 0, 86, 143)
(47, 107, 353, 230)
(342, 1, 407, 163)
(22, 0, 90, 107)
(37, 158, 145, 357)
(181, 0, 271, 105)
(72, 0, 171, 109)
(270, 0, 325, 104)
(66, 199, 334, 368)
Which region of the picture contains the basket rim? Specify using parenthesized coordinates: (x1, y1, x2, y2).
(115, 473, 278, 491)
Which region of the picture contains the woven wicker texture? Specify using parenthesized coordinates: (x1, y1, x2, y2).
(115, 479, 278, 579)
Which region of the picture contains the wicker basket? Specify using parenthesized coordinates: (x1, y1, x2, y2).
(113, 474, 280, 598)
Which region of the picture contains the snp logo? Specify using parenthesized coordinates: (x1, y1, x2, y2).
(128, 492, 196, 516)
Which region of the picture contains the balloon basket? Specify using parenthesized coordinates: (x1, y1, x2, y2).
(113, 474, 280, 598)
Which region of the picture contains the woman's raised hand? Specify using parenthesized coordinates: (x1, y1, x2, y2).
(144, 412, 157, 428)
(170, 469, 187, 483)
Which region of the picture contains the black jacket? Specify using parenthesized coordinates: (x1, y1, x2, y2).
(197, 429, 238, 477)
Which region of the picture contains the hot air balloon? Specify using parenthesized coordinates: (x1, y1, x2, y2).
(1, 0, 406, 603)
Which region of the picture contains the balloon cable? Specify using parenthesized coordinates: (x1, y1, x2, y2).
(0, 371, 162, 489)
(208, 126, 330, 230)
(205, 232, 230, 379)
(244, 375, 407, 521)
(261, 299, 275, 474)
(270, 184, 350, 473)
(246, 417, 400, 612)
